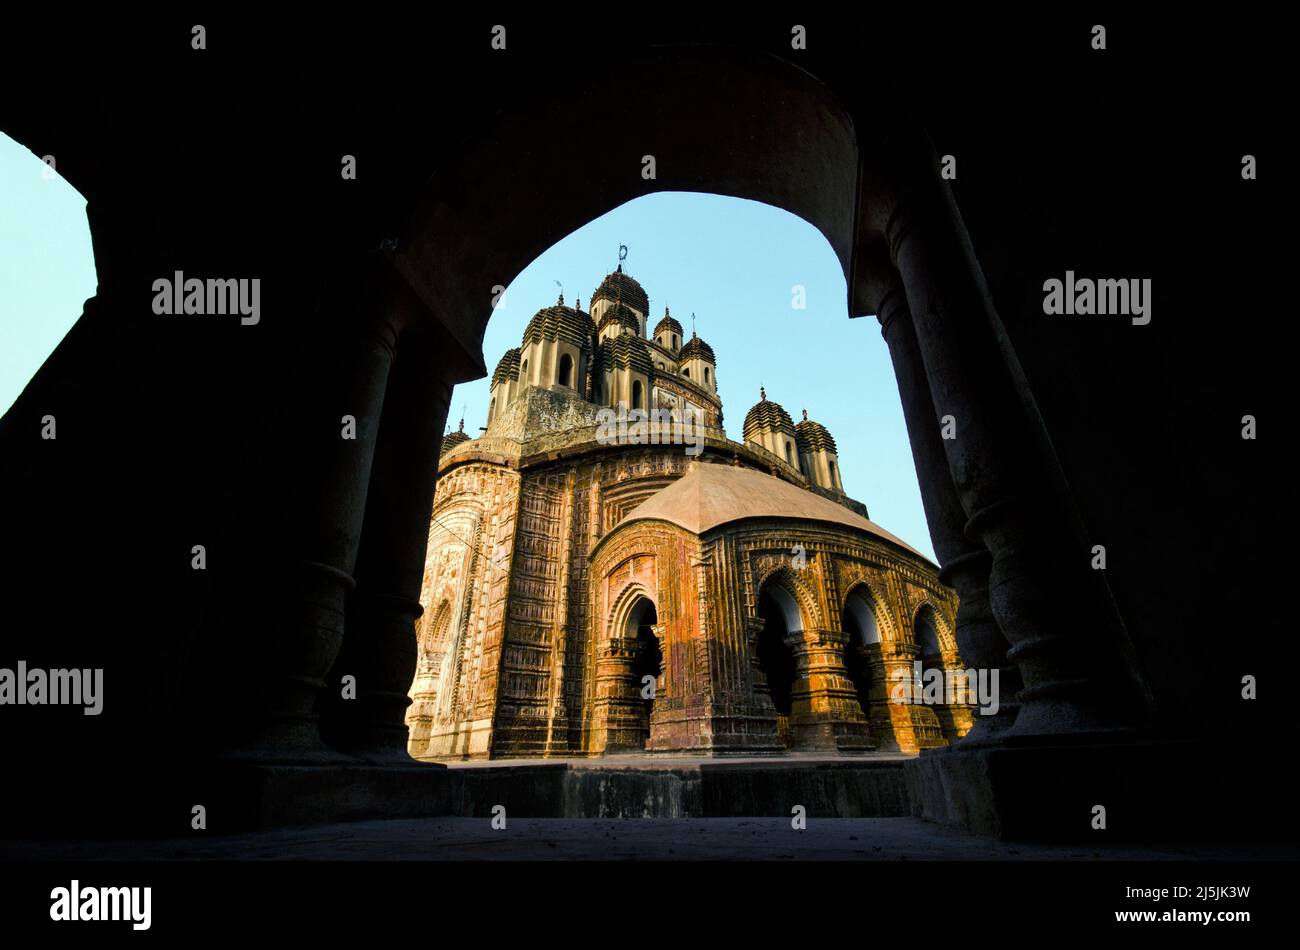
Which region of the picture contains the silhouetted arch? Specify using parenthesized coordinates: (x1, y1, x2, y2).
(557, 352, 573, 388)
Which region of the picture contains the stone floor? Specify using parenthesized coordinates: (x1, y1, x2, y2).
(3, 817, 1288, 861)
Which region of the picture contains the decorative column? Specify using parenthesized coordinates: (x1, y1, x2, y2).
(590, 636, 646, 753)
(859, 132, 1150, 738)
(321, 294, 477, 763)
(785, 628, 874, 752)
(859, 240, 1021, 741)
(878, 642, 944, 753)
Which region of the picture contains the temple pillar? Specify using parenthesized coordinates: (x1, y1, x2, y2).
(879, 643, 944, 754)
(860, 242, 1022, 741)
(232, 254, 408, 762)
(322, 310, 476, 763)
(786, 628, 874, 752)
(859, 133, 1150, 737)
(590, 636, 647, 753)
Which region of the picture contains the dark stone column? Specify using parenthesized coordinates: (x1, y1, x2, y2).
(859, 242, 1021, 742)
(322, 316, 465, 763)
(859, 133, 1150, 738)
(232, 255, 407, 762)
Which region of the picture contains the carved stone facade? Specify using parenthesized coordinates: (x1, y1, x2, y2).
(407, 269, 972, 758)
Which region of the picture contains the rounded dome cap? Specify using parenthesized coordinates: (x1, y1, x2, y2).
(440, 418, 471, 456)
(795, 409, 838, 455)
(523, 295, 595, 348)
(597, 301, 641, 337)
(491, 347, 521, 387)
(653, 307, 684, 341)
(593, 265, 649, 315)
(743, 387, 796, 442)
(679, 331, 715, 365)
(596, 334, 654, 377)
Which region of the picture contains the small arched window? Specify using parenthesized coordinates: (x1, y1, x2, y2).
(785, 441, 794, 464)
(557, 352, 573, 388)
(829, 459, 838, 489)
(488, 397, 496, 424)
(683, 367, 690, 379)
(521, 358, 529, 381)
(673, 334, 678, 349)
(632, 379, 643, 410)
(704, 366, 711, 386)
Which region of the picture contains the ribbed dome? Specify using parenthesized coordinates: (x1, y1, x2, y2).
(597, 301, 641, 337)
(523, 298, 595, 349)
(795, 410, 838, 455)
(491, 347, 521, 387)
(596, 334, 654, 377)
(743, 389, 796, 443)
(653, 308, 683, 341)
(679, 332, 715, 365)
(592, 266, 649, 315)
(440, 419, 471, 456)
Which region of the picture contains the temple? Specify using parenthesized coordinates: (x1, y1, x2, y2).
(407, 265, 973, 758)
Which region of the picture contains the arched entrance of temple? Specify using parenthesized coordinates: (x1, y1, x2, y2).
(756, 582, 802, 749)
(625, 595, 661, 751)
(842, 584, 896, 750)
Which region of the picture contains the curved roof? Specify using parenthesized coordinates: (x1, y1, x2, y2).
(795, 411, 838, 455)
(743, 391, 795, 441)
(679, 332, 715, 364)
(491, 347, 521, 387)
(440, 424, 471, 456)
(597, 301, 641, 336)
(523, 301, 594, 348)
(596, 333, 654, 376)
(592, 266, 649, 315)
(614, 462, 929, 561)
(653, 308, 684, 340)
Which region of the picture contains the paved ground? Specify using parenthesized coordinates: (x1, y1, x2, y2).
(3, 817, 1288, 861)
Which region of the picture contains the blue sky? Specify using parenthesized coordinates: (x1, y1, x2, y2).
(0, 132, 934, 560)
(0, 133, 98, 416)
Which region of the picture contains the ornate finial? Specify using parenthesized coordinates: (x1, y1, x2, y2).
(618, 244, 628, 270)
(554, 279, 564, 306)
(576, 295, 582, 310)
(802, 408, 808, 421)
(691, 312, 697, 337)
(665, 303, 670, 317)
(760, 386, 766, 401)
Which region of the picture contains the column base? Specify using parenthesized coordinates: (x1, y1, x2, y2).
(905, 732, 1278, 843)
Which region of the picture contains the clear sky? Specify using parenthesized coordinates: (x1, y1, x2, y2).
(0, 131, 934, 560)
(0, 133, 98, 416)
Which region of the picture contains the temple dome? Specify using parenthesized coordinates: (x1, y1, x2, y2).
(440, 419, 471, 456)
(491, 347, 521, 387)
(592, 265, 649, 314)
(653, 308, 684, 340)
(795, 410, 838, 455)
(742, 388, 795, 442)
(597, 301, 641, 337)
(679, 332, 715, 364)
(596, 334, 654, 377)
(522, 297, 595, 348)
(612, 462, 928, 562)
